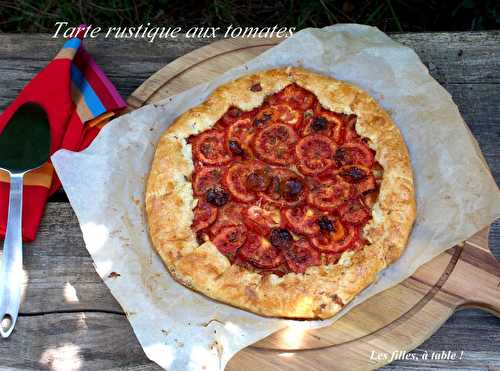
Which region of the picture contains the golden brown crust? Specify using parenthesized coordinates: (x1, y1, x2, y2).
(145, 67, 416, 319)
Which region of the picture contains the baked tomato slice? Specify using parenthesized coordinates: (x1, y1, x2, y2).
(306, 110, 345, 141)
(338, 165, 376, 194)
(239, 233, 284, 269)
(225, 162, 256, 202)
(335, 142, 374, 167)
(283, 207, 321, 235)
(192, 200, 217, 232)
(193, 167, 225, 196)
(221, 106, 243, 126)
(344, 114, 361, 142)
(285, 239, 321, 273)
(307, 177, 352, 211)
(296, 134, 337, 175)
(260, 167, 306, 207)
(212, 224, 247, 257)
(310, 222, 357, 253)
(192, 130, 231, 165)
(274, 103, 302, 125)
(362, 189, 379, 209)
(209, 202, 247, 236)
(253, 106, 275, 127)
(245, 205, 281, 235)
(356, 174, 376, 194)
(299, 113, 342, 141)
(226, 118, 255, 157)
(254, 123, 298, 165)
(338, 198, 371, 224)
(225, 161, 269, 202)
(280, 84, 316, 110)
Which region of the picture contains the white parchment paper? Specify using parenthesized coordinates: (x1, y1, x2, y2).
(51, 24, 500, 370)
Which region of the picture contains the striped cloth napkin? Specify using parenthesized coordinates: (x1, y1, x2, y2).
(0, 28, 126, 241)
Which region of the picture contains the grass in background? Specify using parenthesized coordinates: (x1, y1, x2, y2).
(0, 0, 497, 32)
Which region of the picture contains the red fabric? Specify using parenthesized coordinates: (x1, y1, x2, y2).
(0, 59, 74, 241)
(0, 37, 124, 242)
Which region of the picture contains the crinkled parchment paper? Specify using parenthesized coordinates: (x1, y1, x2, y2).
(51, 24, 500, 370)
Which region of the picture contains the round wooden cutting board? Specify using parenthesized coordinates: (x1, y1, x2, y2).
(128, 38, 500, 370)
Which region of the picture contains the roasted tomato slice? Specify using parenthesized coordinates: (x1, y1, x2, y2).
(225, 161, 269, 202)
(193, 167, 225, 196)
(296, 134, 337, 175)
(335, 142, 374, 167)
(260, 167, 306, 207)
(300, 113, 342, 141)
(226, 118, 255, 157)
(245, 205, 281, 235)
(254, 123, 298, 165)
(225, 162, 257, 202)
(356, 174, 376, 194)
(338, 165, 377, 194)
(307, 177, 352, 211)
(239, 233, 284, 269)
(338, 165, 369, 183)
(209, 202, 246, 236)
(212, 224, 247, 257)
(192, 130, 231, 165)
(310, 222, 357, 253)
(344, 114, 361, 142)
(221, 106, 243, 126)
(283, 207, 321, 235)
(362, 189, 379, 209)
(285, 239, 321, 273)
(274, 103, 301, 125)
(338, 198, 371, 224)
(280, 84, 316, 110)
(253, 106, 275, 127)
(192, 200, 218, 232)
(304, 110, 344, 141)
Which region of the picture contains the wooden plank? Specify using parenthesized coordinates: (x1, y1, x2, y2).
(0, 312, 159, 370)
(22, 203, 123, 314)
(0, 310, 496, 370)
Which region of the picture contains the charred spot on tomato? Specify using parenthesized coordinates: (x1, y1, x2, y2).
(317, 216, 334, 232)
(253, 112, 272, 127)
(334, 148, 348, 166)
(340, 166, 367, 183)
(245, 169, 271, 192)
(228, 229, 242, 243)
(206, 188, 229, 207)
(269, 228, 293, 250)
(228, 140, 244, 156)
(250, 83, 262, 92)
(282, 177, 303, 200)
(311, 116, 328, 132)
(227, 107, 241, 118)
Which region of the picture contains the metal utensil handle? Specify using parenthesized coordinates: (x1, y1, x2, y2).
(0, 172, 24, 338)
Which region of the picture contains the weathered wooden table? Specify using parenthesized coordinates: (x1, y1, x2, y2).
(0, 32, 498, 370)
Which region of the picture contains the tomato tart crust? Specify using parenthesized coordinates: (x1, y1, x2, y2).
(146, 67, 416, 319)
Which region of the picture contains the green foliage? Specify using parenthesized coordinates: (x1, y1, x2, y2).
(0, 0, 496, 32)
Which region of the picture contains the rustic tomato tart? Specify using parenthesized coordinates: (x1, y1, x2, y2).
(145, 67, 416, 319)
